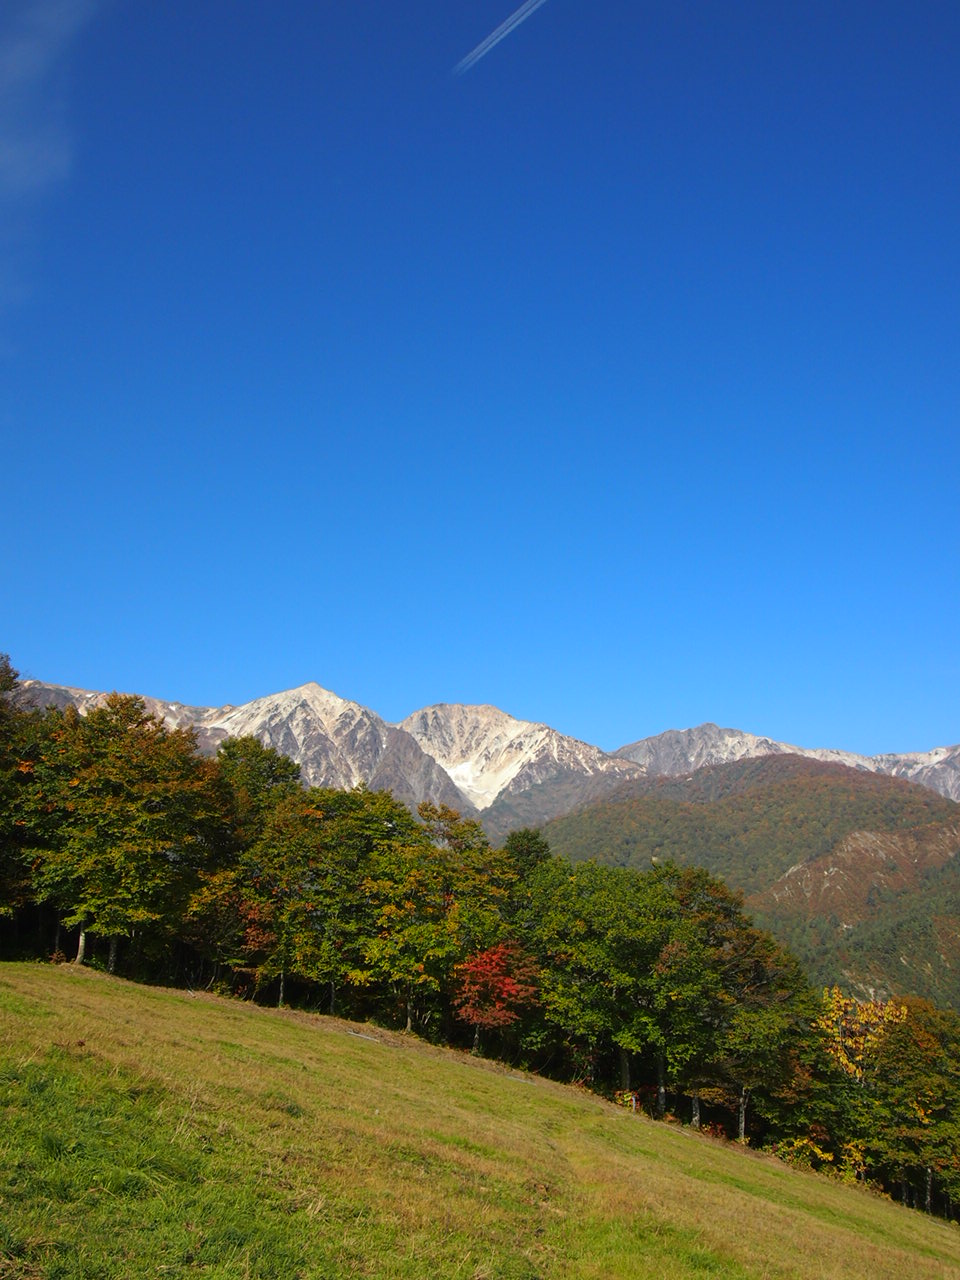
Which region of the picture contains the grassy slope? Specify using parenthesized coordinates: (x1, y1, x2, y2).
(3, 966, 960, 1280)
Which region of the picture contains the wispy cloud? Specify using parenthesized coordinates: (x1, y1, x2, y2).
(0, 0, 99, 198)
(454, 0, 551, 76)
(0, 0, 99, 327)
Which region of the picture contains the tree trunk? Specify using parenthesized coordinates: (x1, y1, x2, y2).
(329, 981, 336, 1016)
(53, 920, 61, 956)
(108, 936, 118, 974)
(926, 1167, 933, 1214)
(406, 988, 414, 1033)
(278, 969, 285, 1007)
(738, 1086, 749, 1142)
(473, 1024, 482, 1055)
(691, 1092, 701, 1130)
(74, 928, 87, 965)
(655, 1052, 666, 1119)
(618, 1046, 631, 1090)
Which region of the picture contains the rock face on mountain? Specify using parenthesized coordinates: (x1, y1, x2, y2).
(615, 723, 960, 803)
(11, 681, 213, 734)
(614, 724, 862, 775)
(753, 820, 960, 926)
(399, 703, 645, 841)
(399, 703, 642, 811)
(14, 682, 960, 822)
(872, 747, 960, 805)
(198, 684, 469, 811)
(15, 680, 467, 813)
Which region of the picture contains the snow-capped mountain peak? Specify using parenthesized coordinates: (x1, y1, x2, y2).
(399, 703, 641, 812)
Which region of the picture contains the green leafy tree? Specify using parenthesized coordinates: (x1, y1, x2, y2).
(183, 737, 303, 982)
(502, 828, 552, 880)
(234, 786, 413, 1008)
(0, 655, 16, 694)
(27, 694, 224, 969)
(357, 804, 515, 1033)
(215, 736, 302, 848)
(416, 802, 517, 954)
(656, 867, 752, 1125)
(0, 654, 31, 921)
(359, 832, 455, 1031)
(869, 998, 960, 1212)
(528, 860, 675, 1085)
(711, 929, 817, 1141)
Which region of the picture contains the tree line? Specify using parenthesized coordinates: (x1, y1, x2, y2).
(1, 656, 958, 1218)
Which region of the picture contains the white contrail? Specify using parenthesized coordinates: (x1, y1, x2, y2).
(453, 0, 551, 75)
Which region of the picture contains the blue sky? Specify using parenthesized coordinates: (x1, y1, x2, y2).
(1, 0, 958, 756)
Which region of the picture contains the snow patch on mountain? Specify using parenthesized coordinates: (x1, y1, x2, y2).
(399, 703, 641, 811)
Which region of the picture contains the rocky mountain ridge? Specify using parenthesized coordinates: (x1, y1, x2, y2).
(13, 680, 960, 824)
(399, 703, 642, 811)
(14, 680, 465, 814)
(616, 723, 960, 802)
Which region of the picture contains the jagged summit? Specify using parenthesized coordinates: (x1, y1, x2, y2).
(14, 678, 464, 813)
(11, 679, 960, 819)
(210, 682, 363, 744)
(400, 702, 642, 812)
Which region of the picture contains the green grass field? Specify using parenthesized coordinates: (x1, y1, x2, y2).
(2, 963, 959, 1279)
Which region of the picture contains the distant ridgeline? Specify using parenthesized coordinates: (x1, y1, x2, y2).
(12, 678, 960, 836)
(3, 655, 960, 1219)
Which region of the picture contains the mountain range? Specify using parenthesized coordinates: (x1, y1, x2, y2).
(14, 679, 960, 832)
(614, 722, 960, 802)
(13, 675, 960, 1003)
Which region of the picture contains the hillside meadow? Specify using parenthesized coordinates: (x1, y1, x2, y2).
(2, 965, 960, 1279)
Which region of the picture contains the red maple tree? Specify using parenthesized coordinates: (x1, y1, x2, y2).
(453, 941, 539, 1048)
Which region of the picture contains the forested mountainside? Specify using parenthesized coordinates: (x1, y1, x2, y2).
(540, 756, 960, 1006)
(761, 837, 960, 1007)
(540, 756, 958, 894)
